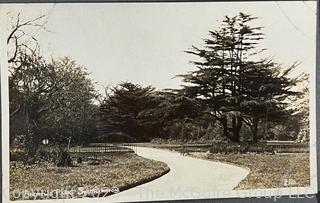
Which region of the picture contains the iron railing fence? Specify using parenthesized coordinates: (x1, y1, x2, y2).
(68, 143, 137, 153)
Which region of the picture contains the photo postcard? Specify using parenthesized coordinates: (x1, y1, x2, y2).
(0, 1, 318, 202)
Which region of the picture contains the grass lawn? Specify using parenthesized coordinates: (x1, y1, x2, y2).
(191, 152, 310, 189)
(10, 153, 169, 200)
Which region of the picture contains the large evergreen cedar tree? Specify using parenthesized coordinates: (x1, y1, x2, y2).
(137, 91, 202, 140)
(99, 83, 158, 141)
(99, 83, 201, 142)
(180, 13, 303, 142)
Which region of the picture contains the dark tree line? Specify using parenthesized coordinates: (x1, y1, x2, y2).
(98, 83, 202, 142)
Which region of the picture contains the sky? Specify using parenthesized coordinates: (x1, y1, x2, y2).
(3, 2, 317, 93)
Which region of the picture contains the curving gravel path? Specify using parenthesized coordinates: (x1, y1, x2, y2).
(106, 147, 249, 202)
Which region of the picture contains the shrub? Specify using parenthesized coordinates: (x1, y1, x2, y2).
(150, 138, 168, 144)
(209, 142, 274, 154)
(10, 151, 27, 161)
(56, 151, 73, 167)
(95, 132, 137, 143)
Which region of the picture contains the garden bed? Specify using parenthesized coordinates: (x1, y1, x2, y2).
(10, 153, 170, 200)
(136, 141, 309, 154)
(190, 152, 310, 189)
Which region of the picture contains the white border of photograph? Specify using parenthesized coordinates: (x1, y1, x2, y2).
(0, 2, 318, 203)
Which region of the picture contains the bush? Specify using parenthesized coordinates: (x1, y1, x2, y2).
(10, 149, 56, 164)
(10, 151, 27, 161)
(95, 132, 137, 143)
(10, 145, 76, 167)
(150, 138, 168, 144)
(56, 151, 73, 167)
(209, 142, 274, 154)
(76, 156, 83, 164)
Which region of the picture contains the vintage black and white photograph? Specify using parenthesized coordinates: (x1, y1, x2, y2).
(1, 1, 318, 202)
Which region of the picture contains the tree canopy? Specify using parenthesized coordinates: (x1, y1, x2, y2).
(8, 14, 97, 152)
(180, 13, 304, 142)
(98, 82, 159, 141)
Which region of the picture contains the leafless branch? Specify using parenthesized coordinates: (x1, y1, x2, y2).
(7, 13, 46, 45)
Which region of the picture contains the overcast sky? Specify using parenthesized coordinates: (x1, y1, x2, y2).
(4, 2, 317, 92)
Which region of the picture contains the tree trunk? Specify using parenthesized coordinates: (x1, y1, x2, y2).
(220, 115, 230, 140)
(251, 117, 259, 143)
(180, 119, 185, 141)
(232, 115, 242, 142)
(25, 106, 42, 159)
(220, 114, 242, 142)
